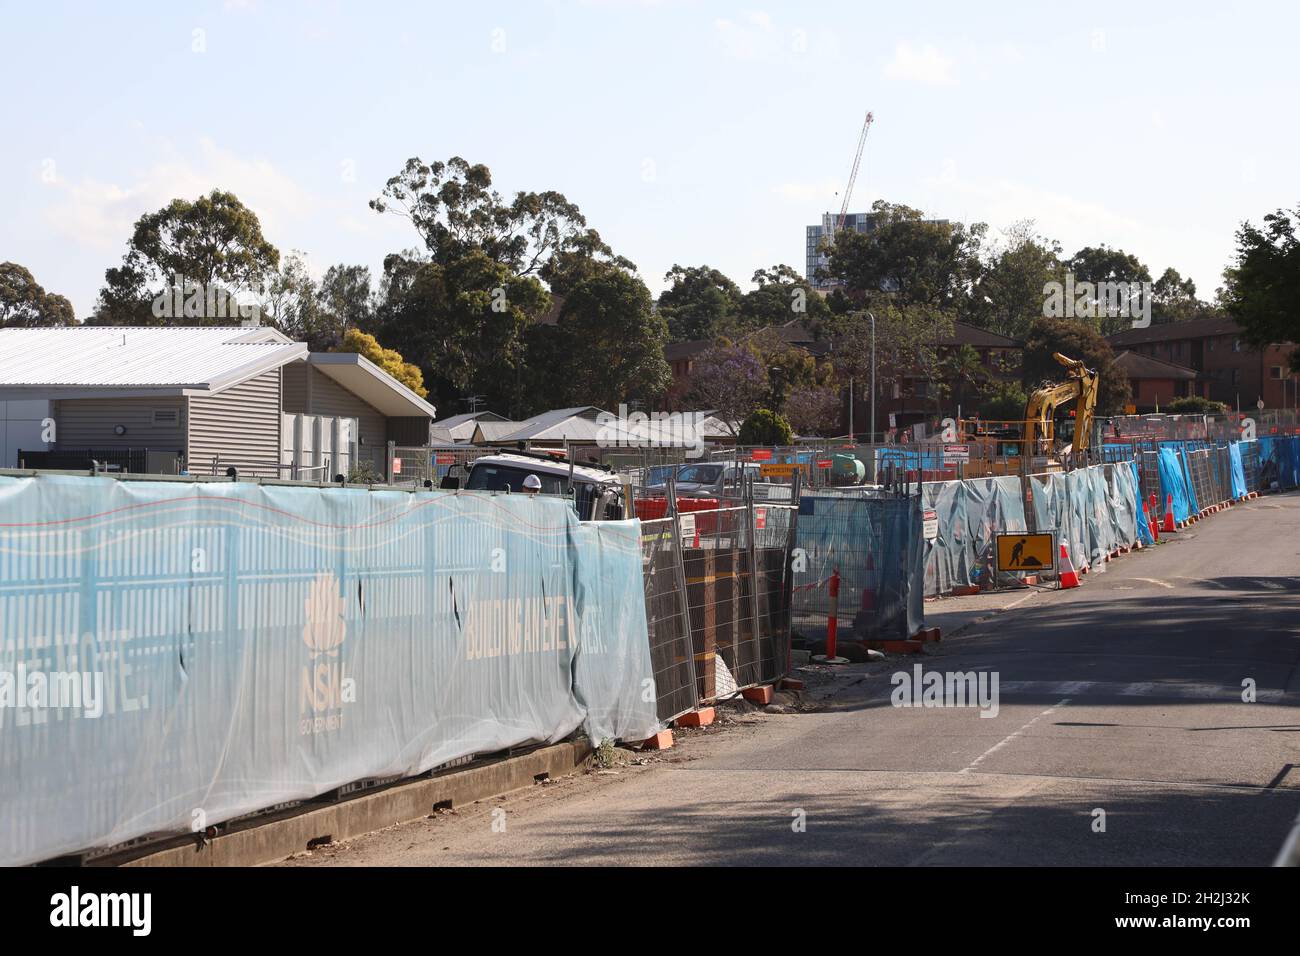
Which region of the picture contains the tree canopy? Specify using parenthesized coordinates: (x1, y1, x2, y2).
(656, 264, 741, 343)
(368, 156, 670, 417)
(1022, 316, 1129, 414)
(1223, 204, 1300, 369)
(93, 189, 279, 325)
(0, 262, 75, 327)
(823, 200, 985, 309)
(333, 328, 428, 398)
(964, 221, 1063, 340)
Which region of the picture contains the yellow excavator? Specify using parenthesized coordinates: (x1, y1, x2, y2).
(1024, 352, 1100, 461)
(961, 352, 1100, 474)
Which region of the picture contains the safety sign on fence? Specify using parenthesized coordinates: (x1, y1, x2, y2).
(995, 532, 1056, 573)
(759, 462, 808, 478)
(943, 444, 970, 464)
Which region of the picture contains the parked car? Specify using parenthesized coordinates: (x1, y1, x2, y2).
(668, 461, 762, 498)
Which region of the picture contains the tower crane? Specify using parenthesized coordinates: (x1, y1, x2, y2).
(836, 110, 874, 232)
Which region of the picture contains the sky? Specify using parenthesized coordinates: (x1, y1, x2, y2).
(2, 0, 1296, 319)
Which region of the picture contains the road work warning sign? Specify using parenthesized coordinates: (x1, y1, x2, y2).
(996, 532, 1055, 572)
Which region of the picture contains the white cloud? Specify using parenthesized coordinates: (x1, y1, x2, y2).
(43, 137, 318, 253)
(884, 42, 957, 87)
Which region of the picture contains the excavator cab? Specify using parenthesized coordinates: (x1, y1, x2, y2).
(959, 352, 1100, 474)
(1024, 352, 1100, 463)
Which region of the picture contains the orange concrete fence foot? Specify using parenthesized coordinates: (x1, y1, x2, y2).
(674, 707, 715, 729)
(640, 730, 674, 751)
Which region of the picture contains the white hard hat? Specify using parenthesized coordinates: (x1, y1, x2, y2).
(522, 474, 542, 490)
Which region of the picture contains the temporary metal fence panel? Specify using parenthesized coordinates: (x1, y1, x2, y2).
(921, 476, 1027, 597)
(1138, 449, 1161, 504)
(1081, 466, 1114, 566)
(389, 445, 493, 487)
(1242, 441, 1260, 491)
(0, 474, 658, 867)
(1106, 463, 1141, 548)
(755, 502, 797, 679)
(792, 493, 924, 643)
(680, 506, 748, 697)
(639, 517, 697, 723)
(1028, 463, 1134, 572)
(16, 448, 152, 474)
(1157, 446, 1193, 523)
(680, 505, 783, 698)
(1258, 436, 1300, 490)
(1131, 460, 1156, 546)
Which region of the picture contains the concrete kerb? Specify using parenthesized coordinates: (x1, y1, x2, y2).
(94, 740, 593, 868)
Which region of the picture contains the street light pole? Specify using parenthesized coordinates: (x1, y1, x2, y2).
(868, 310, 876, 445)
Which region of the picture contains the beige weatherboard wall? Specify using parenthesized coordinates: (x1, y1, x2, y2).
(282, 354, 438, 476)
(0, 327, 436, 478)
(188, 368, 283, 477)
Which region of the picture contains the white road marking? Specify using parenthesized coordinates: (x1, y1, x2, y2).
(1002, 591, 1039, 610)
(960, 698, 1070, 774)
(1132, 577, 1175, 589)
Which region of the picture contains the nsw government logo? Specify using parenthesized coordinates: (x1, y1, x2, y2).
(299, 572, 356, 735)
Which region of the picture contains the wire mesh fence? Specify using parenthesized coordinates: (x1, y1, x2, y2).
(388, 445, 492, 487)
(639, 491, 798, 719)
(681, 506, 760, 699)
(790, 491, 923, 648)
(1242, 442, 1260, 492)
(639, 517, 698, 724)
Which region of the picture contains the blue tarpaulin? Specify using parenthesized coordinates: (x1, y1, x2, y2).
(1228, 443, 1247, 499)
(1259, 436, 1300, 489)
(1157, 446, 1192, 523)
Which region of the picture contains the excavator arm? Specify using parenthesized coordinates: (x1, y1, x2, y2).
(1023, 352, 1100, 457)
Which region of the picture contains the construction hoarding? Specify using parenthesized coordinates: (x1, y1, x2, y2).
(0, 475, 658, 866)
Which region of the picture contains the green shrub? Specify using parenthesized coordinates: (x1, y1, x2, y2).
(347, 461, 383, 484)
(738, 408, 793, 446)
(1165, 396, 1227, 414)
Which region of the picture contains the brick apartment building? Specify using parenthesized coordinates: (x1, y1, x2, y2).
(1108, 316, 1299, 410)
(1112, 351, 1203, 410)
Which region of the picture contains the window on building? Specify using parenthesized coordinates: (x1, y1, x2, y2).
(1270, 366, 1284, 379)
(1208, 338, 1215, 351)
(1231, 369, 1240, 385)
(1233, 338, 1241, 352)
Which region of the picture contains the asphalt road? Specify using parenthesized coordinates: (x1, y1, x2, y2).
(286, 491, 1300, 867)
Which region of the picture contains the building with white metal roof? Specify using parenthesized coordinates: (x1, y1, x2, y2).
(0, 326, 436, 478)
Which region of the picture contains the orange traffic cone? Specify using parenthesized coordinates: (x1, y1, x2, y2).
(1161, 494, 1176, 533)
(1058, 543, 1081, 589)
